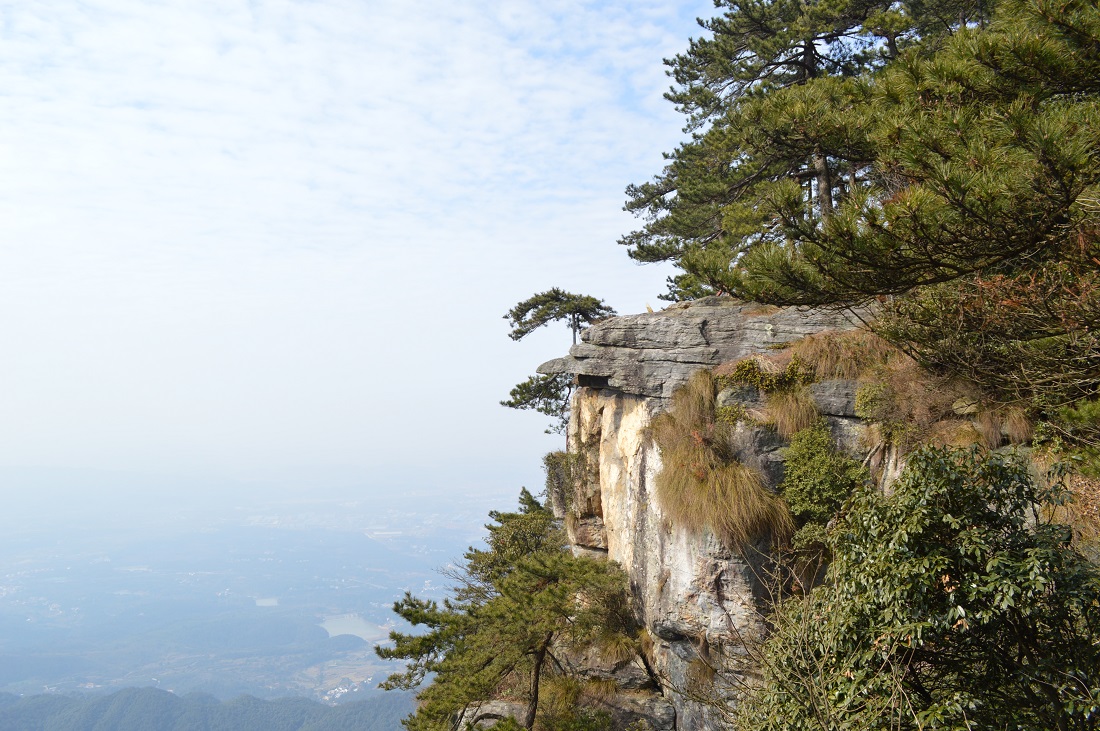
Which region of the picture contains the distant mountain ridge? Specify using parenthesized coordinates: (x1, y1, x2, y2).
(0, 687, 413, 731)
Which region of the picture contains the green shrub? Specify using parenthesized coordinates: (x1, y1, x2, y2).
(780, 421, 868, 527)
(739, 448, 1100, 731)
(1050, 399, 1100, 477)
(715, 356, 819, 438)
(715, 357, 813, 393)
(543, 450, 579, 515)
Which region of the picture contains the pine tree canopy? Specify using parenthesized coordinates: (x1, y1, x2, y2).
(504, 289, 616, 344)
(623, 0, 991, 301)
(627, 0, 1100, 408)
(502, 289, 616, 434)
(376, 491, 639, 731)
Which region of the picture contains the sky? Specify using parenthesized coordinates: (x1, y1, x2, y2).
(0, 0, 712, 511)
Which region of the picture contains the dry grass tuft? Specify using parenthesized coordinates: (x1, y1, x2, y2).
(540, 676, 582, 713)
(787, 329, 898, 381)
(1066, 473, 1100, 559)
(978, 409, 1004, 449)
(596, 631, 639, 666)
(542, 676, 622, 715)
(579, 678, 620, 704)
(743, 303, 783, 317)
(652, 371, 794, 548)
(1002, 407, 1033, 445)
(638, 627, 655, 660)
(854, 355, 989, 454)
(764, 388, 819, 439)
(927, 419, 985, 448)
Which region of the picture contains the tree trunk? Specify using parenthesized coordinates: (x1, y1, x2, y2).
(523, 634, 553, 729)
(814, 148, 833, 218)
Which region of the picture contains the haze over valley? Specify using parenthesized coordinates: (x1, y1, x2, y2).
(0, 474, 495, 704)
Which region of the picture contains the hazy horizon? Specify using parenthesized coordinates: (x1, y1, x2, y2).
(0, 0, 709, 507)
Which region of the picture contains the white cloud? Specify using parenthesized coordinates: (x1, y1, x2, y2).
(0, 0, 711, 494)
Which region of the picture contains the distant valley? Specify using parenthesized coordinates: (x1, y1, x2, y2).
(0, 483, 495, 705)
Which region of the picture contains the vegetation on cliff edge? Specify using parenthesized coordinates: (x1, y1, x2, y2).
(377, 490, 640, 731)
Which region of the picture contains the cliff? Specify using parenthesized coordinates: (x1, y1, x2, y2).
(537, 297, 868, 730)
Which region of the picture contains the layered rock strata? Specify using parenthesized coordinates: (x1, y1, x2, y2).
(538, 298, 866, 730)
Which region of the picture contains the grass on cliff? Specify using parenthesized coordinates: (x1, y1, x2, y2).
(652, 370, 793, 548)
(785, 329, 897, 381)
(713, 355, 818, 439)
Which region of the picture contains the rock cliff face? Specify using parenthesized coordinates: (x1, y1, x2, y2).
(538, 298, 867, 730)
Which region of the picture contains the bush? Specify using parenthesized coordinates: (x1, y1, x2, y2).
(740, 448, 1100, 731)
(780, 421, 868, 528)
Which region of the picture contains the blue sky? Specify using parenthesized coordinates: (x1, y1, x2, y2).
(0, 0, 711, 506)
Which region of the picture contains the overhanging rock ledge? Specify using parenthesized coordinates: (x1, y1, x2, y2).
(537, 296, 864, 402)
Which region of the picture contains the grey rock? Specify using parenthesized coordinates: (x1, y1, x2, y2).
(570, 545, 610, 560)
(653, 620, 696, 642)
(566, 646, 656, 690)
(669, 640, 701, 662)
(569, 516, 608, 550)
(717, 384, 763, 409)
(593, 692, 677, 731)
(539, 297, 864, 401)
(458, 700, 526, 728)
(827, 415, 870, 457)
(810, 379, 859, 417)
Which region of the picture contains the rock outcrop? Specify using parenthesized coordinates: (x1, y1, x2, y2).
(538, 297, 863, 402)
(539, 297, 867, 730)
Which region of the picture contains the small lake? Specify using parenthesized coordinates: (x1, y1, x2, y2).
(319, 613, 388, 642)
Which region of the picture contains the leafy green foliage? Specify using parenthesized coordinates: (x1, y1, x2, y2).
(740, 448, 1100, 730)
(778, 420, 868, 583)
(1050, 399, 1100, 475)
(377, 491, 638, 731)
(780, 420, 867, 528)
(715, 358, 813, 394)
(542, 450, 580, 517)
(715, 356, 819, 438)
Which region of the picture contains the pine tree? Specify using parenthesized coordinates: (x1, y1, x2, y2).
(735, 0, 1100, 408)
(504, 289, 616, 345)
(377, 491, 639, 731)
(622, 0, 987, 300)
(502, 290, 616, 434)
